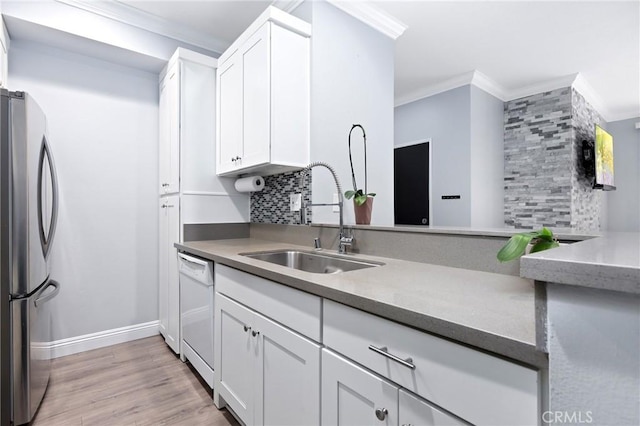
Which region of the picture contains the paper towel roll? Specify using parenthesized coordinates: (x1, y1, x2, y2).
(235, 176, 265, 192)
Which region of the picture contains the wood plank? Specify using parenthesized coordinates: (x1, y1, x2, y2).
(32, 335, 239, 426)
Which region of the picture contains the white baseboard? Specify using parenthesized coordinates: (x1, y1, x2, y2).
(50, 320, 160, 359)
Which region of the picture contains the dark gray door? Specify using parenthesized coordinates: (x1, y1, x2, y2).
(394, 142, 429, 226)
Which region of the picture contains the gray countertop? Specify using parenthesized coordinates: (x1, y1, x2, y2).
(176, 238, 547, 368)
(521, 232, 640, 294)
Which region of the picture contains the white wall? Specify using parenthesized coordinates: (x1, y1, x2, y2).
(296, 1, 395, 226)
(547, 284, 640, 424)
(470, 85, 504, 227)
(394, 86, 472, 226)
(9, 40, 159, 340)
(606, 117, 640, 231)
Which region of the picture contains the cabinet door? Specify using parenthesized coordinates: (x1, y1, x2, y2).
(217, 54, 243, 175)
(159, 63, 180, 194)
(255, 312, 321, 426)
(161, 195, 180, 354)
(398, 390, 466, 426)
(322, 350, 398, 426)
(217, 294, 255, 425)
(240, 22, 271, 170)
(158, 199, 169, 337)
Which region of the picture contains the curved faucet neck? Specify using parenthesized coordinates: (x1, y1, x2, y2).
(299, 162, 346, 250)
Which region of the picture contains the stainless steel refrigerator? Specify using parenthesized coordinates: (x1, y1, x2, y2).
(0, 89, 60, 425)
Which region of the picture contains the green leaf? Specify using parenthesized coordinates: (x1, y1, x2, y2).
(354, 194, 367, 206)
(497, 233, 535, 262)
(344, 190, 356, 200)
(536, 227, 555, 242)
(530, 240, 560, 254)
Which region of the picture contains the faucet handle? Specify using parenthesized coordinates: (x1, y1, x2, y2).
(340, 235, 354, 245)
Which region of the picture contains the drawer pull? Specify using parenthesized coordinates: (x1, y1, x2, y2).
(375, 408, 388, 421)
(368, 345, 416, 370)
(252, 330, 260, 337)
(243, 325, 251, 332)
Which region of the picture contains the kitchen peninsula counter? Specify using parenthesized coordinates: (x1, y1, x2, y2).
(521, 231, 640, 294)
(176, 238, 546, 368)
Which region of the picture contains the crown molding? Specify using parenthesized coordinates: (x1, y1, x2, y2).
(56, 0, 227, 54)
(469, 70, 508, 101)
(395, 70, 628, 123)
(271, 0, 305, 14)
(505, 73, 578, 102)
(326, 0, 407, 40)
(571, 73, 614, 121)
(395, 71, 475, 107)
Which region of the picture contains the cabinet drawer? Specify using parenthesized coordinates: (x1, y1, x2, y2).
(323, 300, 539, 426)
(216, 264, 321, 341)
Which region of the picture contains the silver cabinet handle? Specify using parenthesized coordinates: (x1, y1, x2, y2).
(252, 330, 260, 337)
(368, 345, 416, 370)
(161, 183, 169, 187)
(243, 325, 251, 332)
(161, 204, 175, 208)
(375, 408, 388, 421)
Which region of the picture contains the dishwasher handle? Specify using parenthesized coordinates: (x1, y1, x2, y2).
(178, 253, 209, 266)
(178, 253, 213, 284)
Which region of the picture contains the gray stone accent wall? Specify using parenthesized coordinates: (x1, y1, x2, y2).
(504, 87, 603, 231)
(251, 171, 312, 224)
(571, 89, 604, 231)
(504, 88, 573, 229)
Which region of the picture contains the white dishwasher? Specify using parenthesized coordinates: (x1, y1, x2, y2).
(178, 253, 215, 388)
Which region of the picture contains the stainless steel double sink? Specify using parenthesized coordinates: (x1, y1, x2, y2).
(240, 250, 383, 274)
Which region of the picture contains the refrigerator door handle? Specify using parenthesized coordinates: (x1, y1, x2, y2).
(34, 280, 60, 307)
(37, 136, 59, 258)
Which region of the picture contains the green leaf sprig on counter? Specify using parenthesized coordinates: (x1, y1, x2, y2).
(497, 227, 560, 262)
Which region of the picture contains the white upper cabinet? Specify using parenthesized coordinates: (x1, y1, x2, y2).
(159, 48, 219, 195)
(216, 6, 310, 177)
(159, 62, 180, 195)
(0, 16, 9, 88)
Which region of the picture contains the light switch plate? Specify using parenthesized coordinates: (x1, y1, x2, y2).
(290, 193, 302, 212)
(333, 193, 340, 212)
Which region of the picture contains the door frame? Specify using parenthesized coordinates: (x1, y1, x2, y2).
(394, 138, 432, 226)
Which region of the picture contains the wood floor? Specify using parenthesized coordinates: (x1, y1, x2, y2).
(32, 335, 239, 426)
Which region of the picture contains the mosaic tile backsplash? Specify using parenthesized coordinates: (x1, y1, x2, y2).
(504, 87, 603, 231)
(251, 171, 312, 224)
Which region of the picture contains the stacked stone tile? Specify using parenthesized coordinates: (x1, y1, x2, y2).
(504, 87, 603, 231)
(250, 171, 312, 224)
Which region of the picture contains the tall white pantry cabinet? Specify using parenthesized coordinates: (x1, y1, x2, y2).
(158, 48, 249, 354)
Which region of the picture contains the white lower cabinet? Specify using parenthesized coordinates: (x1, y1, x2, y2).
(158, 195, 180, 353)
(212, 265, 539, 426)
(322, 349, 397, 426)
(323, 300, 539, 426)
(217, 293, 321, 426)
(322, 349, 465, 426)
(398, 390, 466, 426)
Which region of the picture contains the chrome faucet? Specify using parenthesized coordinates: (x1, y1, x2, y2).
(299, 162, 354, 254)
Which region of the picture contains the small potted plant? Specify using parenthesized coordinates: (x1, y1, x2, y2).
(497, 227, 560, 262)
(344, 124, 375, 224)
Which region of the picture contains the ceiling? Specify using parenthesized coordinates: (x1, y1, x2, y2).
(17, 0, 640, 121)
